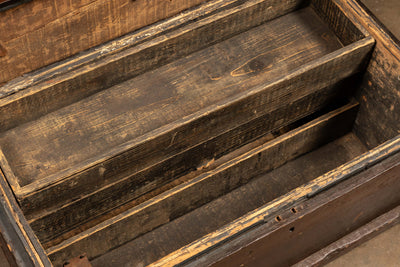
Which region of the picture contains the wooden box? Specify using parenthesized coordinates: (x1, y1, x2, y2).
(0, 0, 399, 266)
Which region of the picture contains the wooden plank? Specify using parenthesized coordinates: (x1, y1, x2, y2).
(0, 6, 374, 219)
(0, 0, 208, 84)
(1, 7, 343, 189)
(295, 205, 400, 267)
(149, 136, 400, 267)
(0, 172, 51, 266)
(0, 0, 245, 99)
(5, 33, 373, 219)
(334, 0, 400, 148)
(30, 85, 354, 245)
(0, 0, 305, 133)
(90, 133, 368, 267)
(311, 0, 369, 45)
(46, 102, 359, 265)
(207, 152, 400, 267)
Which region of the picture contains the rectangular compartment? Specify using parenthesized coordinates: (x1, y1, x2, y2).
(0, 0, 399, 266)
(0, 0, 374, 245)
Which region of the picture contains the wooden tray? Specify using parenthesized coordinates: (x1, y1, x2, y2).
(0, 0, 374, 243)
(0, 0, 398, 266)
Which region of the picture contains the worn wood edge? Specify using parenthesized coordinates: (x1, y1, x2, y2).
(0, 0, 211, 85)
(0, 0, 304, 133)
(339, 0, 400, 61)
(0, 148, 19, 192)
(294, 205, 400, 267)
(29, 90, 353, 244)
(0, 169, 51, 266)
(44, 101, 359, 261)
(0, 0, 241, 98)
(149, 134, 400, 267)
(192, 150, 400, 267)
(311, 0, 370, 41)
(12, 36, 374, 203)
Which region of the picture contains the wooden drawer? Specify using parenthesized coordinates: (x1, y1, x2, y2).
(0, 0, 399, 266)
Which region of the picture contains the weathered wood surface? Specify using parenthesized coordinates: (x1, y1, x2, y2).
(31, 85, 353, 245)
(345, 0, 400, 148)
(14, 6, 359, 242)
(47, 102, 361, 265)
(208, 152, 400, 267)
(295, 204, 400, 267)
(150, 135, 400, 266)
(16, 37, 374, 246)
(0, 0, 208, 85)
(1, 7, 343, 189)
(0, 172, 51, 267)
(0, 5, 374, 228)
(89, 132, 367, 267)
(0, 0, 304, 132)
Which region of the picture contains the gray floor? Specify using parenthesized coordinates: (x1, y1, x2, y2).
(328, 1, 400, 266)
(326, 224, 400, 267)
(361, 0, 400, 39)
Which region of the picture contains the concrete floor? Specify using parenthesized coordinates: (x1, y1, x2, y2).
(327, 224, 400, 267)
(361, 0, 400, 39)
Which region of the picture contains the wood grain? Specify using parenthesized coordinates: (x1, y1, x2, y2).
(0, 6, 374, 221)
(46, 102, 359, 265)
(2, 7, 342, 188)
(0, 0, 304, 133)
(327, 0, 400, 149)
(30, 85, 354, 245)
(209, 153, 400, 267)
(90, 132, 367, 267)
(150, 137, 400, 267)
(295, 204, 400, 267)
(0, 0, 208, 84)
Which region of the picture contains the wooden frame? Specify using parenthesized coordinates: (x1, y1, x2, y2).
(0, 0, 399, 266)
(0, 0, 373, 241)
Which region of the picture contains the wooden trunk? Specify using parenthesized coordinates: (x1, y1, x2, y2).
(0, 0, 399, 266)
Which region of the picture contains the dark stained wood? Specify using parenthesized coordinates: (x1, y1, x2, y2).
(0, 231, 17, 267)
(206, 152, 400, 267)
(0, 0, 208, 84)
(89, 132, 368, 267)
(1, 7, 344, 189)
(30, 86, 354, 245)
(0, 171, 51, 267)
(0, 0, 399, 266)
(341, 0, 400, 148)
(21, 7, 365, 243)
(150, 136, 400, 266)
(311, 0, 369, 45)
(0, 0, 305, 132)
(45, 102, 360, 265)
(295, 204, 400, 267)
(0, 4, 374, 234)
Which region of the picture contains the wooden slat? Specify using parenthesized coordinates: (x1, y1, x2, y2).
(342, 0, 400, 148)
(0, 0, 208, 84)
(295, 204, 400, 267)
(31, 86, 353, 245)
(0, 172, 51, 267)
(46, 102, 359, 265)
(0, 0, 305, 133)
(0, 5, 373, 219)
(6, 33, 373, 218)
(89, 132, 367, 267)
(1, 7, 343, 189)
(208, 153, 400, 267)
(150, 136, 400, 267)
